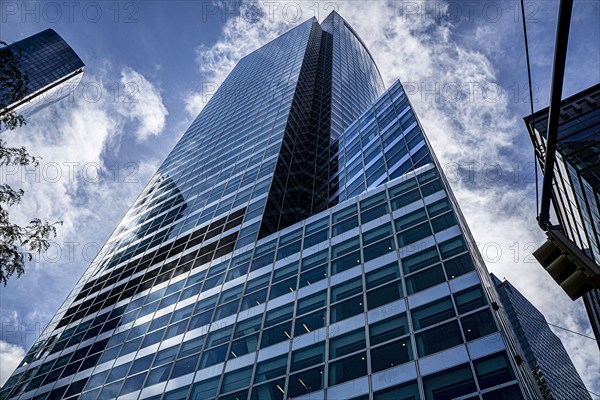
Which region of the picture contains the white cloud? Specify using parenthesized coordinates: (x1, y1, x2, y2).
(190, 0, 599, 393)
(116, 67, 168, 142)
(0, 341, 25, 386)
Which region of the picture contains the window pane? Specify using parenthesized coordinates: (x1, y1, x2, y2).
(190, 377, 219, 400)
(329, 328, 366, 359)
(287, 366, 324, 397)
(328, 352, 367, 385)
(411, 297, 455, 330)
(330, 296, 364, 323)
(454, 285, 487, 314)
(331, 250, 361, 274)
(474, 352, 515, 389)
(260, 322, 292, 347)
(221, 366, 252, 394)
(371, 337, 413, 372)
(254, 355, 287, 383)
(400, 222, 432, 247)
(370, 314, 409, 346)
(422, 364, 477, 400)
(364, 238, 396, 262)
(331, 277, 363, 303)
(367, 281, 402, 309)
(295, 309, 326, 335)
(265, 304, 293, 327)
(401, 246, 440, 273)
(297, 291, 326, 315)
(405, 264, 446, 295)
(444, 254, 475, 279)
(362, 223, 393, 246)
(250, 378, 285, 400)
(365, 262, 400, 290)
(461, 309, 497, 341)
(373, 380, 419, 400)
(291, 342, 325, 372)
(416, 321, 463, 357)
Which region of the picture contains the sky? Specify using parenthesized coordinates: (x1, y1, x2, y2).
(0, 0, 599, 394)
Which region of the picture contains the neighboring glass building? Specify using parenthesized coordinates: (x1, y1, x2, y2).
(491, 274, 591, 399)
(525, 83, 600, 347)
(2, 12, 546, 400)
(0, 29, 84, 125)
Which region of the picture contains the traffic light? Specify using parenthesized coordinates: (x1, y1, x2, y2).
(533, 229, 600, 300)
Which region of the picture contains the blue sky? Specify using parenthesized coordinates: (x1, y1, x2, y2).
(1, 0, 599, 394)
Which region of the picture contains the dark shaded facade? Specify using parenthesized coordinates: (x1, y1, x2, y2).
(525, 83, 600, 345)
(492, 274, 591, 399)
(0, 29, 85, 122)
(2, 13, 546, 400)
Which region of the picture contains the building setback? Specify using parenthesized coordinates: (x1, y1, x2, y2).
(0, 29, 85, 125)
(1, 12, 548, 400)
(492, 274, 591, 399)
(525, 83, 600, 346)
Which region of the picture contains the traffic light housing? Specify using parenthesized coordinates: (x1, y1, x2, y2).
(533, 229, 600, 300)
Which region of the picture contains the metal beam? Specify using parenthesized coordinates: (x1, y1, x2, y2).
(538, 0, 574, 230)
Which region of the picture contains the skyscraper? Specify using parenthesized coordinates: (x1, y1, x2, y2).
(0, 29, 85, 126)
(525, 83, 600, 346)
(491, 274, 591, 399)
(1, 13, 545, 400)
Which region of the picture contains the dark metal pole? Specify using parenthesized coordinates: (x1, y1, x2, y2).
(538, 0, 574, 231)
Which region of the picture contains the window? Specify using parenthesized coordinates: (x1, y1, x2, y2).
(415, 321, 463, 357)
(412, 297, 455, 330)
(260, 322, 292, 347)
(287, 366, 323, 397)
(454, 285, 487, 314)
(367, 281, 402, 309)
(170, 354, 199, 379)
(297, 291, 326, 315)
(369, 314, 409, 346)
(474, 352, 515, 389)
(330, 296, 364, 323)
(395, 208, 427, 231)
(401, 223, 433, 248)
(328, 352, 367, 385)
(295, 309, 326, 335)
(291, 342, 325, 372)
(206, 325, 233, 348)
(423, 364, 477, 400)
(220, 366, 252, 394)
(364, 237, 396, 262)
(366, 262, 400, 289)
(230, 334, 258, 358)
(373, 380, 419, 400)
(461, 309, 497, 341)
(331, 277, 363, 303)
(444, 253, 475, 279)
(371, 337, 412, 372)
(401, 246, 440, 273)
(329, 329, 366, 359)
(250, 379, 286, 400)
(439, 236, 467, 259)
(190, 377, 219, 400)
(427, 198, 450, 217)
(405, 265, 446, 295)
(431, 212, 456, 232)
(331, 251, 361, 274)
(254, 355, 287, 383)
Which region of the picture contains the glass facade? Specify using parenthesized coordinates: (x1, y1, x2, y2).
(0, 29, 85, 121)
(492, 274, 591, 399)
(2, 12, 543, 400)
(526, 83, 600, 346)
